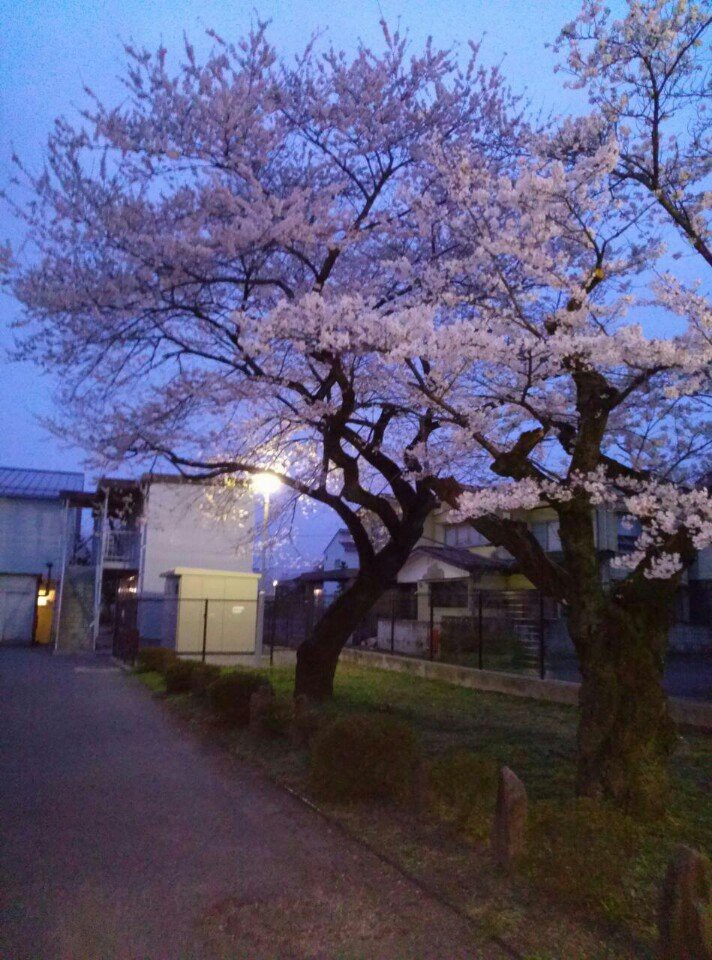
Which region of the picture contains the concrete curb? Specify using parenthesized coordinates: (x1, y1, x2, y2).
(338, 648, 712, 732)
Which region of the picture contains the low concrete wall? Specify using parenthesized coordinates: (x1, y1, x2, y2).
(668, 623, 712, 654)
(340, 648, 580, 704)
(338, 648, 712, 731)
(55, 565, 95, 653)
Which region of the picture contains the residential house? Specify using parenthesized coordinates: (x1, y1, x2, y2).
(55, 474, 257, 654)
(274, 527, 360, 606)
(0, 466, 84, 645)
(321, 528, 359, 598)
(385, 502, 711, 656)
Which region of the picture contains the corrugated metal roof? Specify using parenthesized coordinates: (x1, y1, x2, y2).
(0, 466, 84, 500)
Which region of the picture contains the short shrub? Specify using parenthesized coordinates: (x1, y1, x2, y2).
(208, 671, 272, 726)
(164, 659, 197, 695)
(427, 749, 499, 840)
(190, 663, 222, 698)
(309, 712, 420, 804)
(290, 694, 329, 747)
(135, 647, 177, 674)
(526, 798, 643, 921)
(439, 619, 479, 656)
(255, 696, 293, 739)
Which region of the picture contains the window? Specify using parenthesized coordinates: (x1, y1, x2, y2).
(531, 520, 561, 552)
(548, 521, 561, 551)
(617, 514, 642, 553)
(443, 524, 489, 547)
(430, 579, 468, 608)
(674, 586, 690, 624)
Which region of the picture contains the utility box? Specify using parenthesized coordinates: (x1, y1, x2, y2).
(161, 567, 261, 665)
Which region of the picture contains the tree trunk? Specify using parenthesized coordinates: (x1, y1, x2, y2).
(294, 506, 433, 701)
(294, 572, 388, 700)
(569, 594, 676, 815)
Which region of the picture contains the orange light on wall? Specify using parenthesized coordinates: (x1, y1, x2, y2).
(37, 589, 56, 607)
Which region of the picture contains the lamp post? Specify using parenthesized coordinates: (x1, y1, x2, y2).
(253, 472, 281, 585)
(252, 472, 281, 664)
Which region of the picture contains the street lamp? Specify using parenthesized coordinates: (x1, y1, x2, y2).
(252, 473, 281, 587)
(252, 472, 282, 666)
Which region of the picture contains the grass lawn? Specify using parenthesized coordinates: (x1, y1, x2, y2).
(136, 660, 711, 960)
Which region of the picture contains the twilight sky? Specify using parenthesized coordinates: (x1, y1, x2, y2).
(0, 0, 610, 565)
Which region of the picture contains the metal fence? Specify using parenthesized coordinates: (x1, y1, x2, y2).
(112, 595, 260, 663)
(111, 584, 709, 700)
(265, 582, 571, 680)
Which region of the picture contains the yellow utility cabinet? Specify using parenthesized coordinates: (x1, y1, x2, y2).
(161, 567, 261, 665)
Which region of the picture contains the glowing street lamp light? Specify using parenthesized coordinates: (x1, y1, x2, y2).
(252, 472, 282, 497)
(252, 472, 281, 588)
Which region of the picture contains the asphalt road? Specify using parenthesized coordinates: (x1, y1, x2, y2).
(0, 647, 499, 960)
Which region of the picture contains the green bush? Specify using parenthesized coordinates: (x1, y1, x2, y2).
(439, 619, 479, 656)
(164, 659, 197, 694)
(526, 798, 643, 921)
(255, 696, 293, 739)
(190, 663, 222, 698)
(135, 647, 177, 674)
(438, 620, 530, 669)
(208, 671, 272, 726)
(290, 694, 329, 747)
(310, 712, 420, 804)
(427, 749, 499, 840)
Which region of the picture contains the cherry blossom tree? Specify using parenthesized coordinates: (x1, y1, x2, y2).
(6, 3, 710, 811)
(378, 0, 710, 811)
(256, 0, 710, 809)
(5, 24, 521, 700)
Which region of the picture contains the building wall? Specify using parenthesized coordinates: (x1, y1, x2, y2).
(0, 497, 74, 575)
(421, 511, 444, 545)
(139, 483, 254, 593)
(323, 532, 358, 570)
(689, 547, 712, 580)
(55, 565, 94, 652)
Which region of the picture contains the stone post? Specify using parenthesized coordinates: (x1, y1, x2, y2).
(249, 685, 276, 734)
(490, 766, 527, 869)
(658, 844, 711, 960)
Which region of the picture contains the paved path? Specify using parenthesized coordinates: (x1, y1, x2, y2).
(0, 648, 499, 960)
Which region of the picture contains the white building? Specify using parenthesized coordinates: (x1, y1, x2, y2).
(55, 474, 256, 653)
(138, 477, 254, 595)
(321, 528, 358, 597)
(0, 466, 84, 645)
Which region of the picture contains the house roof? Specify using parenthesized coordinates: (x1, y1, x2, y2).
(140, 472, 251, 488)
(280, 566, 359, 586)
(303, 567, 358, 582)
(407, 544, 514, 574)
(323, 527, 353, 553)
(90, 472, 252, 492)
(0, 466, 84, 501)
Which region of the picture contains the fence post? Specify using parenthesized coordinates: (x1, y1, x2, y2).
(306, 593, 314, 641)
(269, 596, 277, 667)
(429, 589, 435, 661)
(202, 599, 208, 663)
(390, 590, 396, 654)
(112, 603, 120, 660)
(538, 592, 545, 680)
(478, 591, 484, 670)
(254, 589, 265, 666)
